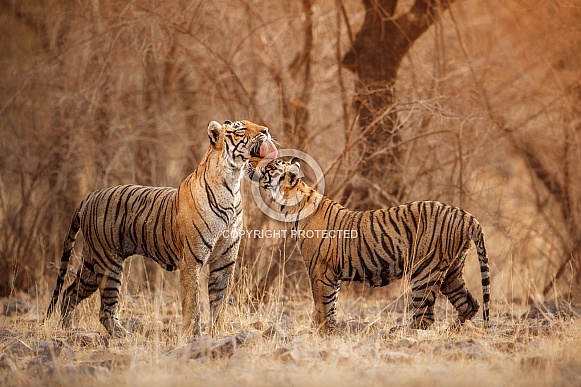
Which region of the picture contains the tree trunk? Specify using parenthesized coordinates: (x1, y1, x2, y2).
(342, 0, 454, 209)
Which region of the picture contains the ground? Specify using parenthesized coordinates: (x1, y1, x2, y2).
(1, 291, 581, 386)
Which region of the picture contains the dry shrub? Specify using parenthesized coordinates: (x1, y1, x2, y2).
(0, 0, 579, 308)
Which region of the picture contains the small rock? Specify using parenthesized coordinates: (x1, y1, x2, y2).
(290, 335, 310, 346)
(3, 338, 35, 358)
(381, 350, 412, 363)
(90, 351, 132, 369)
(516, 336, 531, 344)
(459, 344, 487, 360)
(272, 347, 290, 358)
(0, 328, 21, 342)
(26, 357, 55, 375)
(433, 339, 488, 360)
(263, 324, 288, 340)
(27, 358, 109, 377)
(393, 337, 418, 348)
(37, 339, 76, 361)
(182, 336, 214, 359)
(491, 341, 516, 352)
(169, 335, 237, 360)
(235, 329, 261, 346)
(2, 300, 30, 316)
(278, 348, 319, 364)
(0, 352, 18, 372)
(321, 349, 351, 363)
(525, 302, 581, 321)
(68, 363, 110, 376)
(210, 336, 236, 359)
(167, 336, 213, 359)
(69, 332, 108, 347)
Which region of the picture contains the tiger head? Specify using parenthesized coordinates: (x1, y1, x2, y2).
(246, 157, 311, 210)
(207, 120, 278, 167)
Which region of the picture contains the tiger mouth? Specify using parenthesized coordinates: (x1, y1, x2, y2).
(250, 140, 263, 158)
(249, 136, 278, 159)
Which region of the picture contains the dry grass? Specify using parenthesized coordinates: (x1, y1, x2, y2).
(2, 281, 581, 386)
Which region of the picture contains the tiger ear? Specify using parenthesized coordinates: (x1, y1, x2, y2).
(290, 157, 301, 169)
(207, 121, 224, 147)
(287, 158, 303, 186)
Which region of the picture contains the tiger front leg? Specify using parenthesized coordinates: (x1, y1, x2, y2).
(310, 275, 340, 334)
(208, 257, 237, 337)
(180, 256, 204, 338)
(207, 233, 240, 337)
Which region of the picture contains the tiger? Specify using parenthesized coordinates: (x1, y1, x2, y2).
(46, 120, 278, 338)
(246, 157, 490, 332)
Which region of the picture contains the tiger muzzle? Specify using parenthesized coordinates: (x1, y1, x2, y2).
(250, 133, 278, 159)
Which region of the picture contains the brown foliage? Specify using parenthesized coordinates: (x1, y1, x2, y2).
(0, 0, 580, 305)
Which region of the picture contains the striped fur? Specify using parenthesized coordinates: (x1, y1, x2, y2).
(248, 158, 491, 332)
(47, 120, 273, 338)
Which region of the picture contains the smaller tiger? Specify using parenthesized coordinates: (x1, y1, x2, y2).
(247, 157, 490, 332)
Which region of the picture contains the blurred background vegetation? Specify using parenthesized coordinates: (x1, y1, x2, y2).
(1, 0, 580, 308)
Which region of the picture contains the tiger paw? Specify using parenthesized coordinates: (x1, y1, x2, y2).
(101, 318, 128, 339)
(109, 324, 128, 339)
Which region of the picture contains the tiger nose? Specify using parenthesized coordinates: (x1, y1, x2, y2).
(261, 127, 269, 134)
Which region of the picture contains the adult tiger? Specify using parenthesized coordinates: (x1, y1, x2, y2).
(46, 120, 278, 338)
(247, 157, 490, 332)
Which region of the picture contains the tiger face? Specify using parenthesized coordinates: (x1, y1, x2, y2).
(208, 120, 278, 167)
(247, 157, 305, 205)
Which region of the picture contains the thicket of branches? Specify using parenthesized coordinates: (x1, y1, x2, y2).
(1, 0, 579, 304)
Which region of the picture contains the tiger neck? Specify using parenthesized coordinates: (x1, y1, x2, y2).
(280, 184, 329, 227)
(177, 146, 243, 226)
(301, 195, 343, 228)
(200, 146, 245, 186)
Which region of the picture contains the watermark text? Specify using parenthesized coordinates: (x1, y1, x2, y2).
(222, 229, 358, 239)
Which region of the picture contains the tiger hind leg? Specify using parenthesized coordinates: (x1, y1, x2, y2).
(95, 259, 127, 338)
(441, 270, 480, 326)
(60, 247, 99, 329)
(408, 291, 437, 329)
(409, 270, 446, 329)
